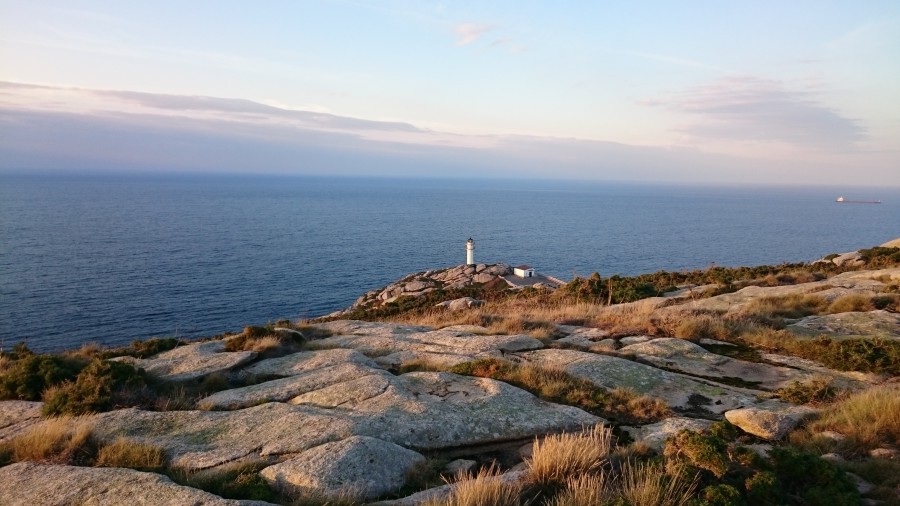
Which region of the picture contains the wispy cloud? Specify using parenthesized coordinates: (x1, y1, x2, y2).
(454, 23, 494, 46)
(643, 76, 865, 149)
(615, 49, 719, 71)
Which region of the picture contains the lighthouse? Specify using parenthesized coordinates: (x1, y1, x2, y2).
(466, 238, 475, 266)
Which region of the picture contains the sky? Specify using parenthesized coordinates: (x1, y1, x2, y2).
(1, 1, 899, 185)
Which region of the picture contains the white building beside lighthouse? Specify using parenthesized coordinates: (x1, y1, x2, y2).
(466, 238, 475, 266)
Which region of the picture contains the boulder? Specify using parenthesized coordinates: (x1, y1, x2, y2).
(621, 417, 714, 450)
(832, 251, 863, 267)
(260, 436, 424, 500)
(403, 280, 431, 293)
(0, 400, 43, 442)
(724, 400, 818, 440)
(473, 273, 495, 283)
(521, 349, 761, 414)
(436, 297, 484, 311)
(113, 340, 256, 381)
(0, 462, 270, 505)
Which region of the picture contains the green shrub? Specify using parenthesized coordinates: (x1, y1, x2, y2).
(775, 376, 839, 405)
(42, 359, 148, 416)
(0, 351, 84, 401)
(694, 484, 741, 506)
(745, 471, 781, 504)
(767, 447, 859, 505)
(664, 430, 729, 478)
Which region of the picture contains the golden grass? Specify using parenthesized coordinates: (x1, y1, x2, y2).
(424, 464, 522, 506)
(95, 437, 165, 469)
(546, 473, 615, 506)
(389, 296, 665, 338)
(526, 425, 613, 485)
(0, 354, 10, 374)
(608, 388, 671, 422)
(6, 415, 95, 464)
(250, 335, 283, 353)
(618, 461, 698, 506)
(737, 294, 828, 319)
(803, 383, 900, 454)
(826, 294, 875, 314)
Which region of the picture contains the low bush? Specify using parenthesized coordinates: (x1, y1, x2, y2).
(775, 376, 840, 405)
(664, 424, 860, 505)
(738, 329, 899, 375)
(0, 348, 85, 401)
(42, 359, 150, 416)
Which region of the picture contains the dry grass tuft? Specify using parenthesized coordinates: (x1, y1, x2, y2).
(424, 464, 522, 506)
(547, 472, 615, 506)
(250, 335, 283, 353)
(6, 415, 96, 464)
(825, 294, 875, 314)
(95, 437, 166, 470)
(527, 425, 614, 485)
(608, 388, 672, 421)
(803, 383, 900, 454)
(618, 461, 698, 506)
(738, 294, 829, 320)
(670, 313, 735, 342)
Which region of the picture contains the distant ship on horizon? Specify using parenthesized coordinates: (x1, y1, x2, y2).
(836, 196, 881, 204)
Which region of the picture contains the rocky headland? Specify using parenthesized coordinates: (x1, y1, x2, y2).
(1, 240, 899, 505)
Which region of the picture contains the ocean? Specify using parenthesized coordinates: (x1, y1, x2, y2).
(1, 173, 897, 352)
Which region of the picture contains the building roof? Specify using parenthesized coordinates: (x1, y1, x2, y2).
(514, 265, 533, 270)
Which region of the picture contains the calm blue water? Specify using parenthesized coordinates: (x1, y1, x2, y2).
(1, 174, 898, 352)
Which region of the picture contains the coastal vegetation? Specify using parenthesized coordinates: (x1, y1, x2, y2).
(1, 242, 898, 504)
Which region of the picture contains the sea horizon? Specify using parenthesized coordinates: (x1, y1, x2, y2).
(2, 172, 898, 352)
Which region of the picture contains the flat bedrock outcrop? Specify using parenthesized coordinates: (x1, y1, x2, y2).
(260, 436, 425, 500)
(672, 268, 900, 314)
(0, 400, 42, 443)
(93, 369, 600, 470)
(312, 320, 543, 368)
(113, 340, 257, 381)
(621, 416, 715, 451)
(785, 310, 900, 341)
(520, 349, 762, 415)
(619, 338, 818, 391)
(0, 462, 273, 505)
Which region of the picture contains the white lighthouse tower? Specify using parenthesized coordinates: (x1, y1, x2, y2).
(466, 238, 475, 266)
